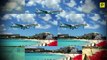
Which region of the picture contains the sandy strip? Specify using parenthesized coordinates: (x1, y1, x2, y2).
(47, 53, 80, 58)
(22, 39, 56, 44)
(24, 39, 56, 46)
(82, 48, 107, 60)
(68, 39, 104, 47)
(23, 39, 41, 41)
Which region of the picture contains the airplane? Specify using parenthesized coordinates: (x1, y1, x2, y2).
(59, 23, 87, 30)
(35, 8, 62, 14)
(10, 23, 38, 30)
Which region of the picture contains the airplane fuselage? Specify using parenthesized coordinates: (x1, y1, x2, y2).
(35, 9, 62, 14)
(60, 24, 87, 30)
(10, 24, 38, 30)
(11, 25, 29, 30)
(60, 25, 77, 30)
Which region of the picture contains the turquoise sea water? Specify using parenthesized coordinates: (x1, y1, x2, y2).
(25, 53, 66, 60)
(58, 39, 89, 46)
(0, 47, 25, 60)
(0, 39, 40, 46)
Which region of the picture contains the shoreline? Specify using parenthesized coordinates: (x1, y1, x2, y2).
(29, 52, 81, 58)
(1, 38, 105, 41)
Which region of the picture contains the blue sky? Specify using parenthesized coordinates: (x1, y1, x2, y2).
(0, 0, 106, 36)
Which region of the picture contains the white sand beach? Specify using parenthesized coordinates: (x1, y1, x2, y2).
(82, 47, 107, 60)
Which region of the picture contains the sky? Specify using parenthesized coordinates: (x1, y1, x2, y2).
(0, 0, 107, 36)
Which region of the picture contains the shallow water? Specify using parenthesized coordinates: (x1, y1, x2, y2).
(58, 39, 89, 46)
(0, 47, 25, 60)
(25, 53, 66, 60)
(0, 39, 40, 46)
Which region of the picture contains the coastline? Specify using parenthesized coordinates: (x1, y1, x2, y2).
(46, 52, 81, 58)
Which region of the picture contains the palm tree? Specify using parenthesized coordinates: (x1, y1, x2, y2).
(90, 47, 93, 55)
(84, 54, 90, 60)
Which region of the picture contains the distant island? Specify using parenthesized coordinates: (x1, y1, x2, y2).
(25, 46, 82, 54)
(0, 32, 57, 40)
(0, 32, 106, 40)
(58, 32, 106, 40)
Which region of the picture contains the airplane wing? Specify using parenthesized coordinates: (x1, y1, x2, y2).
(10, 23, 23, 28)
(50, 10, 62, 13)
(75, 24, 87, 27)
(39, 9, 49, 13)
(10, 25, 25, 30)
(64, 24, 71, 26)
(35, 8, 62, 14)
(25, 24, 38, 27)
(49, 10, 62, 14)
(73, 24, 87, 29)
(15, 24, 23, 26)
(35, 9, 48, 14)
(60, 23, 71, 28)
(60, 23, 79, 29)
(10, 24, 38, 30)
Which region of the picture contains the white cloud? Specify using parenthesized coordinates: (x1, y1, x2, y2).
(76, 6, 82, 11)
(0, 24, 6, 32)
(25, 10, 30, 13)
(90, 14, 100, 21)
(66, 0, 76, 7)
(57, 10, 75, 19)
(15, 0, 25, 5)
(15, 14, 36, 23)
(2, 14, 54, 29)
(58, 10, 67, 18)
(58, 11, 85, 23)
(43, 0, 60, 9)
(2, 14, 37, 23)
(80, 0, 83, 4)
(4, 2, 17, 11)
(42, 14, 52, 21)
(2, 0, 25, 12)
(84, 24, 100, 29)
(82, 0, 96, 13)
(68, 14, 85, 23)
(26, 0, 36, 6)
(89, 14, 106, 25)
(26, 0, 61, 9)
(2, 14, 12, 20)
(35, 24, 51, 29)
(98, 20, 107, 25)
(50, 20, 58, 25)
(15, 6, 22, 11)
(57, 9, 102, 30)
